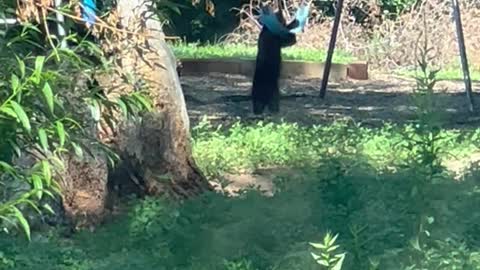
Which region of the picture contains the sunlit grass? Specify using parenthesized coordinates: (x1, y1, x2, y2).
(169, 43, 357, 64)
(192, 119, 480, 177)
(396, 66, 480, 81)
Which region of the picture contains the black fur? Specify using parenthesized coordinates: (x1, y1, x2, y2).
(251, 11, 298, 115)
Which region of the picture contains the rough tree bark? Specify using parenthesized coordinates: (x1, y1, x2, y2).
(98, 0, 212, 199)
(59, 0, 211, 229)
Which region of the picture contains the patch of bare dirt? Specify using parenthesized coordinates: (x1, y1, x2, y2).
(182, 73, 480, 128)
(209, 168, 305, 197)
(210, 173, 275, 197)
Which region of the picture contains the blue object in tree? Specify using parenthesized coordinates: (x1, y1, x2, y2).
(259, 13, 291, 37)
(81, 0, 96, 27)
(289, 4, 309, 34)
(258, 6, 291, 38)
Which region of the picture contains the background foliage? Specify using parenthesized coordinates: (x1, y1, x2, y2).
(2, 0, 480, 270)
(0, 2, 151, 238)
(163, 0, 420, 43)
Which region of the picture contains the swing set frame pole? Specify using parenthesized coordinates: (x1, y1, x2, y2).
(451, 0, 475, 112)
(320, 0, 344, 99)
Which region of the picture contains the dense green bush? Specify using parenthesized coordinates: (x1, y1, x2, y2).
(0, 27, 97, 238)
(162, 0, 242, 43)
(0, 21, 151, 238)
(1, 117, 480, 269)
(163, 0, 420, 42)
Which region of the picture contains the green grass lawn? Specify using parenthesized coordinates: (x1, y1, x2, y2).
(191, 119, 480, 177)
(170, 43, 357, 64)
(2, 119, 480, 270)
(395, 67, 480, 81)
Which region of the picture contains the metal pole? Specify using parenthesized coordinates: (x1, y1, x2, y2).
(55, 0, 67, 48)
(320, 0, 344, 99)
(451, 0, 474, 112)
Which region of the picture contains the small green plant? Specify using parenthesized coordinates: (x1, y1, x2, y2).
(398, 22, 449, 260)
(402, 41, 446, 179)
(128, 196, 177, 237)
(310, 232, 346, 270)
(0, 251, 15, 269)
(223, 258, 258, 270)
(395, 67, 480, 81)
(348, 223, 369, 266)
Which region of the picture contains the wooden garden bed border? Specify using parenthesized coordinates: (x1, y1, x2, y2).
(178, 58, 368, 80)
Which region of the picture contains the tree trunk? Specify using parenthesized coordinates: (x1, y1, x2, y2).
(58, 0, 211, 229)
(98, 0, 211, 199)
(59, 75, 109, 231)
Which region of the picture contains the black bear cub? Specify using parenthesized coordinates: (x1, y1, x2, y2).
(251, 6, 299, 115)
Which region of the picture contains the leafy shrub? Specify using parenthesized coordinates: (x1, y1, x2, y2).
(0, 23, 151, 238)
(310, 232, 346, 269)
(163, 0, 241, 43)
(3, 146, 480, 269)
(163, 0, 420, 42)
